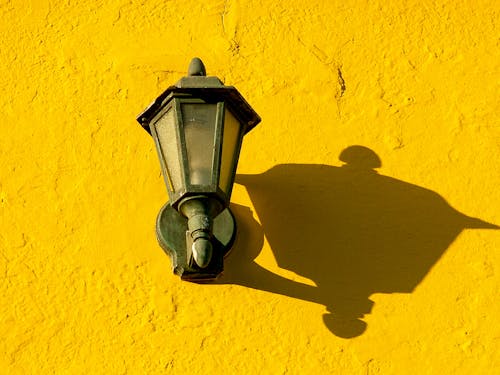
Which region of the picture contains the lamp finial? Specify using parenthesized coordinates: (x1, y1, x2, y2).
(188, 57, 206, 76)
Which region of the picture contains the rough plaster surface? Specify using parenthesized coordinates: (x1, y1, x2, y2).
(1, 0, 499, 373)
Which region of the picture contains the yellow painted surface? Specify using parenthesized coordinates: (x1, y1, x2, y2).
(1, 0, 499, 373)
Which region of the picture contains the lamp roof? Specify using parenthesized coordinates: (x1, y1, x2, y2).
(137, 58, 261, 135)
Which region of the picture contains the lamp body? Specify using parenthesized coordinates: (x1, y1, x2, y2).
(148, 96, 244, 212)
(137, 58, 260, 281)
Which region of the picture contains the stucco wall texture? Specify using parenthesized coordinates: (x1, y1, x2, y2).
(1, 0, 499, 373)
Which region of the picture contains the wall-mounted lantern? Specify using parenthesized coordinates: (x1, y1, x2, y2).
(137, 58, 261, 281)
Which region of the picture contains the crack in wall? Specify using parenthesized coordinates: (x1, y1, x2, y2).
(337, 67, 346, 97)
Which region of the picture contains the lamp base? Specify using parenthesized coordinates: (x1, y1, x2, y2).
(156, 202, 236, 281)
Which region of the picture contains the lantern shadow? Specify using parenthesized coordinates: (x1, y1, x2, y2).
(217, 146, 498, 338)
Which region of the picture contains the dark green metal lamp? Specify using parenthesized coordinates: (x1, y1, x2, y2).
(137, 58, 261, 281)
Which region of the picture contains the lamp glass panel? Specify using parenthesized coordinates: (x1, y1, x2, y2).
(182, 103, 217, 186)
(154, 109, 182, 193)
(219, 109, 242, 194)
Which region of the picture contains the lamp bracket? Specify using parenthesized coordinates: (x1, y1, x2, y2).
(156, 202, 236, 281)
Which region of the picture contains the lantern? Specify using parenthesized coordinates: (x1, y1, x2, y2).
(137, 58, 261, 281)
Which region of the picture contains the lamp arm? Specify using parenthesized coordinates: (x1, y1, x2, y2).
(179, 197, 215, 268)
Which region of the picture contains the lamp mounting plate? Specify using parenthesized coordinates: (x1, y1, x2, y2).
(156, 202, 236, 281)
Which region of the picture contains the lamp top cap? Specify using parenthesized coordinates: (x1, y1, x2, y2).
(188, 58, 206, 77)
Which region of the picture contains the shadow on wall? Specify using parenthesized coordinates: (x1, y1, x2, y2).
(217, 146, 498, 339)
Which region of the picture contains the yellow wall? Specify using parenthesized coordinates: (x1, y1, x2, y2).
(1, 0, 499, 373)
